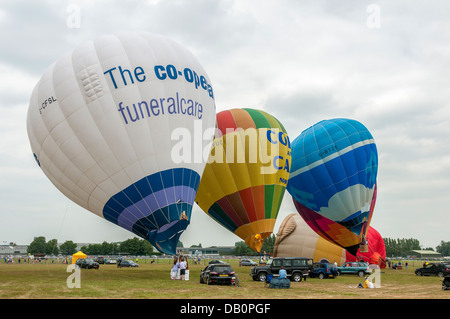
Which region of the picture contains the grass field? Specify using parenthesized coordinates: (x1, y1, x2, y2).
(0, 258, 448, 299)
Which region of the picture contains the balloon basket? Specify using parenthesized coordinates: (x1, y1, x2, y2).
(359, 244, 369, 253)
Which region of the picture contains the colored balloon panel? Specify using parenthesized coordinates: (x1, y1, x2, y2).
(293, 182, 377, 256)
(27, 32, 216, 255)
(273, 213, 347, 265)
(345, 226, 386, 268)
(196, 108, 291, 252)
(274, 213, 385, 268)
(293, 198, 361, 255)
(287, 118, 378, 253)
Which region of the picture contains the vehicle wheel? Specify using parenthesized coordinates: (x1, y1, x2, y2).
(200, 276, 204, 284)
(438, 271, 444, 277)
(357, 270, 365, 277)
(257, 272, 267, 282)
(318, 273, 325, 279)
(207, 276, 212, 285)
(415, 270, 423, 276)
(292, 273, 303, 282)
(337, 270, 341, 276)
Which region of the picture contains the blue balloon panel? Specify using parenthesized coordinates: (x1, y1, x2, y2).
(103, 168, 200, 255)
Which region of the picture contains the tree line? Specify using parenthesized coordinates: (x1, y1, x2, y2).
(383, 237, 450, 257)
(27, 236, 154, 256)
(25, 235, 450, 257)
(26, 235, 277, 257)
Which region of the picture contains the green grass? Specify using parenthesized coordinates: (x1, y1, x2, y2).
(0, 259, 448, 299)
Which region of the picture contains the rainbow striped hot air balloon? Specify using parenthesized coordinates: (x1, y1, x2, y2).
(196, 108, 291, 252)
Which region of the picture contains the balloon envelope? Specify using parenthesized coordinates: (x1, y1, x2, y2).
(274, 213, 385, 268)
(196, 108, 291, 252)
(293, 183, 377, 255)
(273, 213, 347, 265)
(345, 226, 386, 268)
(287, 118, 378, 255)
(27, 32, 216, 255)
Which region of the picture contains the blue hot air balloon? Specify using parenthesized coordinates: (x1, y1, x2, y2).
(286, 118, 378, 255)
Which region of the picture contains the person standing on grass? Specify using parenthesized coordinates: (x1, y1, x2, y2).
(179, 257, 187, 280)
(171, 257, 179, 280)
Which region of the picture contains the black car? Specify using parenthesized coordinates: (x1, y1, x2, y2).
(415, 263, 450, 277)
(250, 257, 313, 282)
(200, 263, 236, 285)
(208, 259, 226, 264)
(76, 258, 99, 269)
(309, 262, 338, 279)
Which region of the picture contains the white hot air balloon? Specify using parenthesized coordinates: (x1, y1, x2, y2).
(27, 32, 216, 255)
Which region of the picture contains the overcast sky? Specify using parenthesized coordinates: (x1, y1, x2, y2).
(1, 0, 449, 251)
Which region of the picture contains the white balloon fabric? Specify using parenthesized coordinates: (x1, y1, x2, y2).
(27, 32, 216, 255)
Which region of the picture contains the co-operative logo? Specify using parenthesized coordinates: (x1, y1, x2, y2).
(104, 64, 214, 99)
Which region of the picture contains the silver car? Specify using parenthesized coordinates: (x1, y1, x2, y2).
(240, 259, 257, 266)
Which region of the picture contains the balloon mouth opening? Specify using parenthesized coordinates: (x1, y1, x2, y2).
(245, 232, 270, 253)
(346, 244, 361, 257)
(148, 219, 189, 255)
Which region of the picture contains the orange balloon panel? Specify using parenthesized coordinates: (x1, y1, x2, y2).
(196, 108, 291, 252)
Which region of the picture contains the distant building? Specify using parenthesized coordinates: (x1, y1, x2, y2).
(0, 245, 28, 255)
(180, 246, 235, 256)
(409, 250, 442, 259)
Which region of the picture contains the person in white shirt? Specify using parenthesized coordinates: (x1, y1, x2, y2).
(179, 257, 187, 280)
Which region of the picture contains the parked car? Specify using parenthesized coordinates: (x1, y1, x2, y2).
(95, 257, 105, 264)
(337, 262, 371, 277)
(76, 258, 99, 269)
(208, 259, 226, 264)
(415, 263, 450, 277)
(310, 262, 338, 279)
(240, 259, 257, 266)
(118, 260, 139, 268)
(200, 263, 236, 285)
(250, 257, 313, 282)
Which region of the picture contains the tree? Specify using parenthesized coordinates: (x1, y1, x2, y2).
(45, 239, 59, 255)
(383, 237, 421, 257)
(119, 237, 153, 255)
(27, 236, 46, 255)
(437, 241, 450, 256)
(234, 241, 256, 256)
(59, 240, 77, 255)
(83, 243, 102, 255)
(261, 234, 276, 254)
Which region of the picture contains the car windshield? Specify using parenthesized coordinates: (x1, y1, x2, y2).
(213, 266, 232, 273)
(266, 258, 273, 266)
